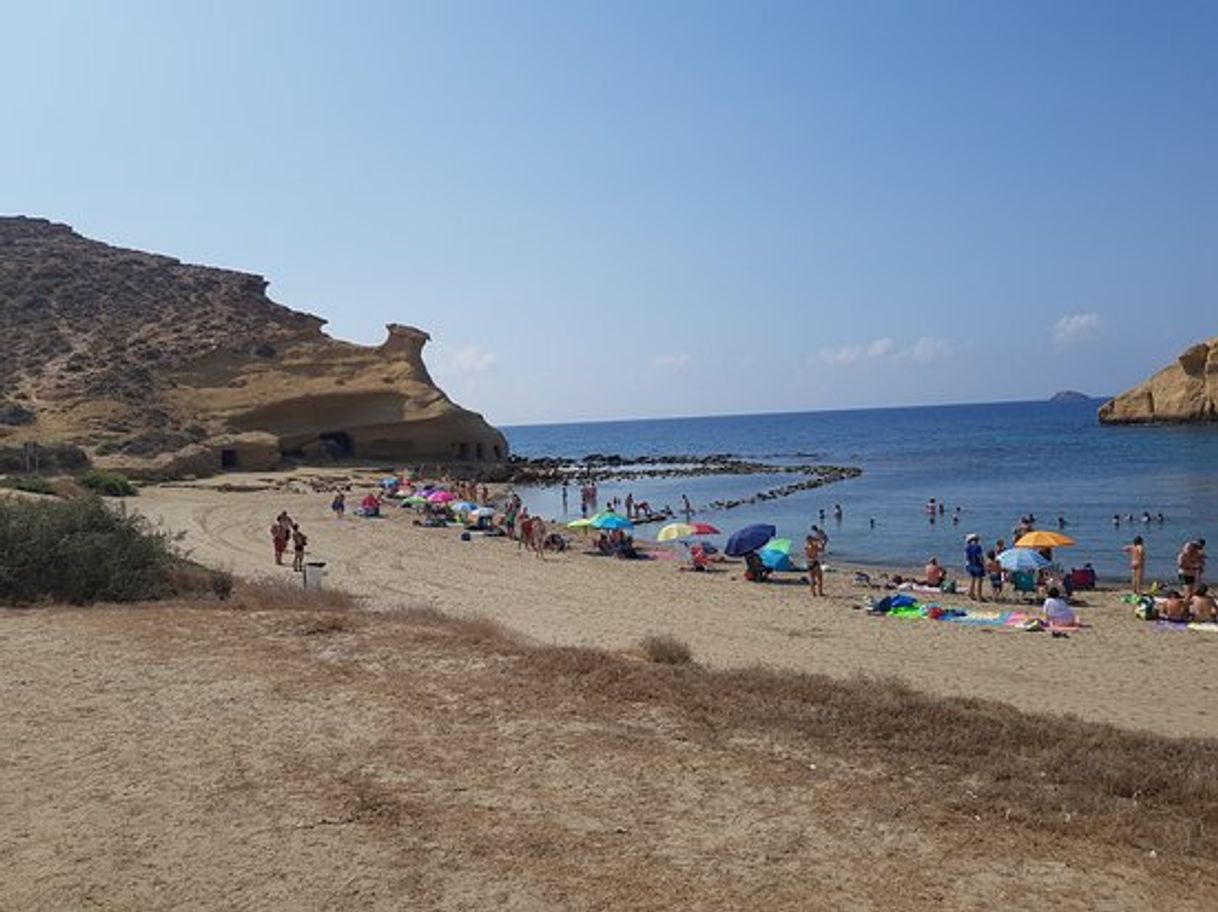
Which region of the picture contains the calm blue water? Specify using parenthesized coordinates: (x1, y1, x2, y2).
(504, 400, 1218, 581)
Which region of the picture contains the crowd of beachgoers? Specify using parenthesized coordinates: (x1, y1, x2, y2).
(257, 469, 1216, 634)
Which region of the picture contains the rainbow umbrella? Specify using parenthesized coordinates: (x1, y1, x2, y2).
(427, 490, 456, 504)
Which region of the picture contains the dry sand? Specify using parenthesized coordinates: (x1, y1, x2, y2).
(135, 475, 1218, 739)
(5, 474, 1218, 909)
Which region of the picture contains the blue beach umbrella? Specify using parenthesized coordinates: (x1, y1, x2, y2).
(591, 512, 634, 531)
(726, 523, 777, 557)
(997, 548, 1051, 572)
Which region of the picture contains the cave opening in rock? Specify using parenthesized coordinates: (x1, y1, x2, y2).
(220, 449, 239, 470)
(319, 432, 355, 459)
(475, 443, 485, 461)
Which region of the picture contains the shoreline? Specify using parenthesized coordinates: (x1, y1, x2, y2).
(132, 471, 1218, 740)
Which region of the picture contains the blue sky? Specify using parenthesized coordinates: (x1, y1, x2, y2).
(3, 1, 1215, 424)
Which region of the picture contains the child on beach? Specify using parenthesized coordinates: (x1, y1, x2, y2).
(985, 550, 1003, 600)
(331, 491, 345, 519)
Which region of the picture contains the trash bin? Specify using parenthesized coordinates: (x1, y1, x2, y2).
(303, 561, 327, 590)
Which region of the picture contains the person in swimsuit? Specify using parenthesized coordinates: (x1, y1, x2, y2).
(1123, 535, 1145, 595)
(985, 550, 1004, 600)
(804, 535, 825, 597)
(291, 524, 307, 572)
(1190, 584, 1217, 622)
(1178, 541, 1202, 597)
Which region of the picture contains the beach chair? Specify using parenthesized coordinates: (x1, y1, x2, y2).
(1011, 570, 1038, 602)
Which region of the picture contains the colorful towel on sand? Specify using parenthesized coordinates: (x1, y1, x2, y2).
(870, 599, 1081, 632)
(1152, 620, 1218, 633)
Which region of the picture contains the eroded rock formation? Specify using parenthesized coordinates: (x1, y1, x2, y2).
(1099, 338, 1218, 424)
(0, 217, 508, 475)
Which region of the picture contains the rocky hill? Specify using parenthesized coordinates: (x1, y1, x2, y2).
(1099, 338, 1218, 424)
(0, 217, 507, 476)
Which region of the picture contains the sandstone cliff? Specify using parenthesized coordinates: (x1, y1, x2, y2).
(0, 217, 508, 475)
(1098, 338, 1218, 424)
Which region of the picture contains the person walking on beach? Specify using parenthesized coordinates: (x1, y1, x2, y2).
(964, 533, 985, 601)
(291, 524, 307, 572)
(331, 491, 346, 519)
(271, 520, 289, 565)
(625, 493, 634, 519)
(804, 534, 825, 597)
(1123, 535, 1146, 595)
(681, 494, 692, 523)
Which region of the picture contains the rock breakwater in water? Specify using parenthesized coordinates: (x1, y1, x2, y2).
(503, 453, 861, 510)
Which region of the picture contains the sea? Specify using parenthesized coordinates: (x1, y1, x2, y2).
(503, 399, 1218, 582)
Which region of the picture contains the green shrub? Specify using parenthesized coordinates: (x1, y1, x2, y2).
(0, 496, 177, 605)
(0, 475, 57, 496)
(78, 470, 137, 497)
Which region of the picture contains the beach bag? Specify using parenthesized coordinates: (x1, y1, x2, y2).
(1135, 597, 1157, 621)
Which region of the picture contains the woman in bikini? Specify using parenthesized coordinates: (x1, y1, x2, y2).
(804, 535, 825, 597)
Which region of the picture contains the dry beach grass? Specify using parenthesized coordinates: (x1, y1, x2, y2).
(2, 584, 1216, 909)
(5, 476, 1218, 908)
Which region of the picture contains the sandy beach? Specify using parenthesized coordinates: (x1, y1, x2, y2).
(136, 473, 1218, 739)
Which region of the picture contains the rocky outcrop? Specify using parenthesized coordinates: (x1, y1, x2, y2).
(1099, 339, 1218, 424)
(0, 217, 508, 475)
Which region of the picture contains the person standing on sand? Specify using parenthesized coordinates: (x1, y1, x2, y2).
(804, 535, 825, 596)
(682, 494, 692, 523)
(964, 533, 985, 601)
(1178, 541, 1202, 597)
(291, 524, 307, 572)
(625, 493, 634, 519)
(271, 521, 289, 565)
(1123, 535, 1146, 595)
(331, 491, 345, 519)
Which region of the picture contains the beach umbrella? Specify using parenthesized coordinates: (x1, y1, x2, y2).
(401, 495, 427, 506)
(472, 507, 495, 518)
(997, 548, 1052, 572)
(657, 521, 721, 542)
(451, 501, 477, 513)
(1015, 530, 1075, 549)
(657, 522, 696, 541)
(759, 537, 795, 571)
(567, 517, 594, 529)
(427, 490, 456, 504)
(725, 523, 777, 557)
(592, 512, 634, 531)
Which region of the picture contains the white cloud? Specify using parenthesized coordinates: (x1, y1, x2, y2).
(1053, 313, 1100, 346)
(814, 335, 952, 367)
(905, 336, 953, 363)
(439, 344, 497, 374)
(653, 352, 692, 368)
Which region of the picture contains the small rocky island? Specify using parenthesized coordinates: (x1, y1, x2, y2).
(1049, 390, 1093, 403)
(1099, 338, 1218, 424)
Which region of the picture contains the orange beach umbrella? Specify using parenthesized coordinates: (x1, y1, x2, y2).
(1015, 530, 1075, 549)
